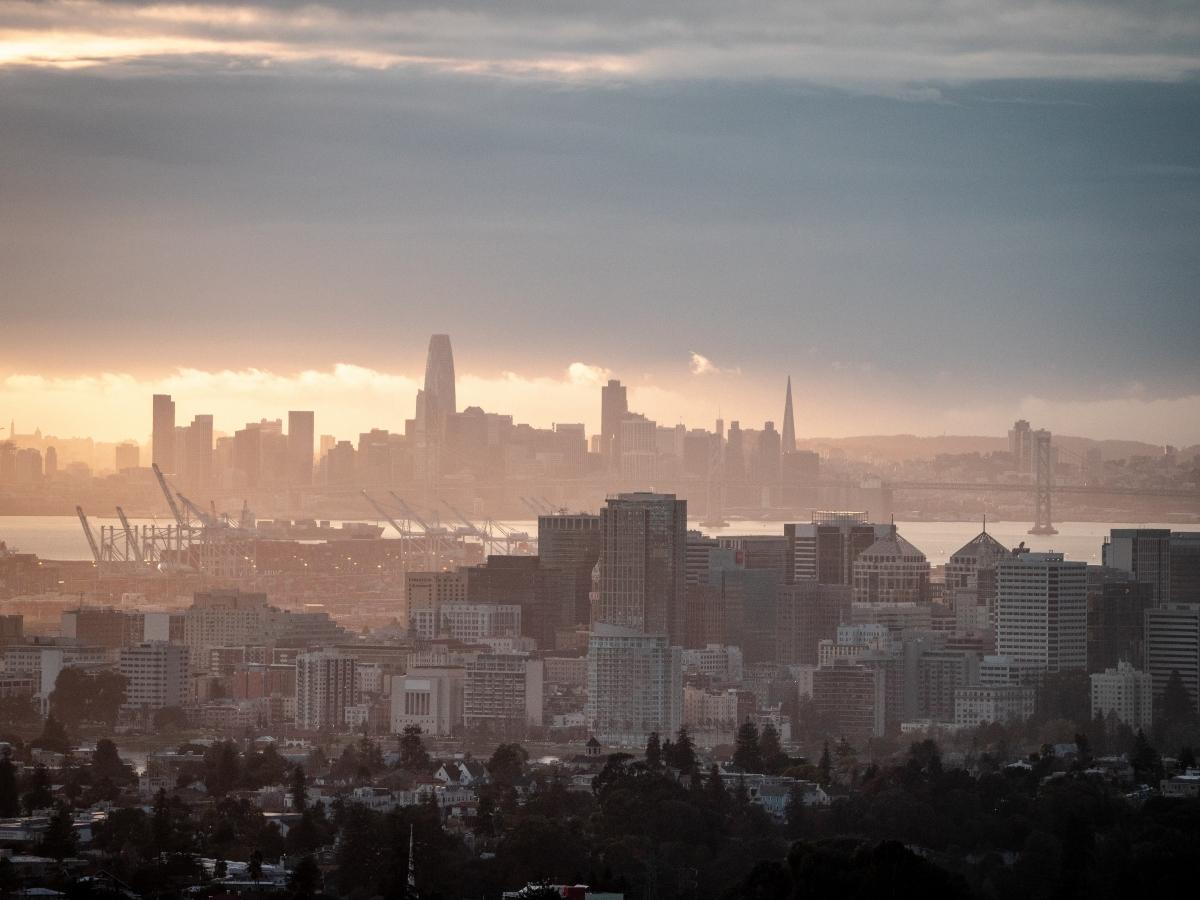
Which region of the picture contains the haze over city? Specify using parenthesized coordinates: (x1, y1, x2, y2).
(3, 3, 1200, 900)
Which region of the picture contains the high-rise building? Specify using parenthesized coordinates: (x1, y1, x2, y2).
(287, 410, 315, 485)
(785, 512, 883, 585)
(1090, 661, 1153, 732)
(774, 582, 852, 666)
(1086, 572, 1155, 672)
(296, 650, 358, 731)
(945, 525, 1008, 614)
(619, 415, 657, 483)
(1103, 528, 1172, 602)
(600, 379, 628, 467)
(43, 447, 57, 478)
(184, 414, 213, 487)
(152, 394, 176, 472)
(594, 492, 687, 643)
(585, 624, 682, 745)
(811, 660, 885, 739)
(781, 376, 796, 454)
(119, 642, 191, 713)
(1008, 419, 1033, 473)
(1144, 604, 1200, 712)
(1172, 532, 1200, 603)
(995, 552, 1087, 672)
(115, 442, 140, 472)
(463, 653, 544, 733)
(423, 334, 457, 435)
(852, 525, 930, 604)
(538, 513, 602, 628)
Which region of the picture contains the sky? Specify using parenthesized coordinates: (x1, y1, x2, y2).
(1, 1, 1199, 444)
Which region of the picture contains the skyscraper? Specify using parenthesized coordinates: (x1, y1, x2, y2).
(995, 552, 1087, 672)
(1103, 528, 1172, 603)
(151, 393, 175, 472)
(782, 375, 796, 453)
(423, 334, 457, 433)
(600, 378, 628, 467)
(287, 410, 315, 485)
(594, 492, 687, 643)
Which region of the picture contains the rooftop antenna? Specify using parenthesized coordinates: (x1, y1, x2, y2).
(982, 513, 987, 534)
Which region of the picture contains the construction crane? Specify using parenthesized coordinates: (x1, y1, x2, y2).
(362, 490, 411, 538)
(115, 507, 145, 565)
(390, 493, 454, 569)
(520, 496, 546, 517)
(442, 500, 510, 556)
(151, 463, 188, 529)
(76, 506, 103, 566)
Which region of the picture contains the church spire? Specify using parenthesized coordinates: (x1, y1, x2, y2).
(781, 376, 796, 453)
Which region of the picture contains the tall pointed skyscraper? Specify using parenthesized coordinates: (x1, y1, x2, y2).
(781, 375, 796, 453)
(423, 334, 457, 431)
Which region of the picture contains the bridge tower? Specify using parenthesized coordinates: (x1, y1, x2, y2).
(1029, 429, 1058, 535)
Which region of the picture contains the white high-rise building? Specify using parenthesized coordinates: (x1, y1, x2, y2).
(586, 625, 682, 746)
(995, 552, 1087, 672)
(463, 653, 543, 731)
(120, 642, 190, 712)
(1090, 661, 1153, 731)
(295, 651, 358, 731)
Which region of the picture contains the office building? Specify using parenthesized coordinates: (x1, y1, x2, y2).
(463, 653, 544, 732)
(811, 660, 886, 740)
(1091, 661, 1153, 732)
(945, 525, 1007, 614)
(423, 334, 457, 436)
(600, 379, 628, 466)
(1171, 532, 1200, 603)
(852, 525, 930, 604)
(1087, 573, 1155, 672)
(774, 582, 852, 667)
(119, 642, 191, 713)
(287, 410, 315, 485)
(785, 512, 883, 585)
(538, 513, 602, 628)
(594, 492, 687, 644)
(1104, 528, 1172, 602)
(115, 442, 140, 472)
(781, 376, 796, 454)
(1144, 604, 1200, 712)
(295, 650, 358, 731)
(995, 552, 1087, 672)
(918, 648, 981, 723)
(151, 393, 175, 471)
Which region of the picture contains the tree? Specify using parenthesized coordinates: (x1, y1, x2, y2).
(288, 854, 322, 899)
(784, 783, 806, 837)
(1160, 670, 1194, 723)
(668, 726, 697, 775)
(206, 741, 241, 796)
(398, 725, 431, 772)
(92, 738, 131, 783)
(760, 723, 787, 774)
(817, 741, 832, 786)
(32, 714, 70, 754)
(48, 666, 127, 728)
(644, 731, 662, 769)
(733, 720, 763, 773)
(41, 803, 78, 860)
(23, 763, 53, 814)
(1131, 729, 1162, 784)
(487, 743, 529, 787)
(248, 849, 264, 883)
(0, 747, 18, 817)
(291, 764, 308, 812)
(153, 705, 189, 731)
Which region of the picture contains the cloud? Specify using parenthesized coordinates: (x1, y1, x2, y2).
(1, 0, 1198, 85)
(566, 362, 612, 386)
(689, 352, 739, 377)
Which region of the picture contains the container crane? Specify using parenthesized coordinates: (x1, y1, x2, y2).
(75, 506, 103, 567)
(115, 506, 145, 565)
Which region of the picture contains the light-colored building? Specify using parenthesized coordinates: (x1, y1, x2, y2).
(1090, 661, 1153, 732)
(390, 667, 464, 736)
(681, 644, 744, 684)
(995, 552, 1087, 672)
(586, 624, 682, 746)
(119, 642, 190, 712)
(463, 653, 543, 731)
(295, 651, 357, 731)
(436, 604, 521, 642)
(404, 571, 468, 638)
(183, 590, 272, 673)
(953, 685, 1035, 728)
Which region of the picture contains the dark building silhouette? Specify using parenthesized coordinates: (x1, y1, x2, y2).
(538, 513, 601, 629)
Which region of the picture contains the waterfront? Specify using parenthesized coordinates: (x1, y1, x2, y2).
(0, 514, 1185, 567)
